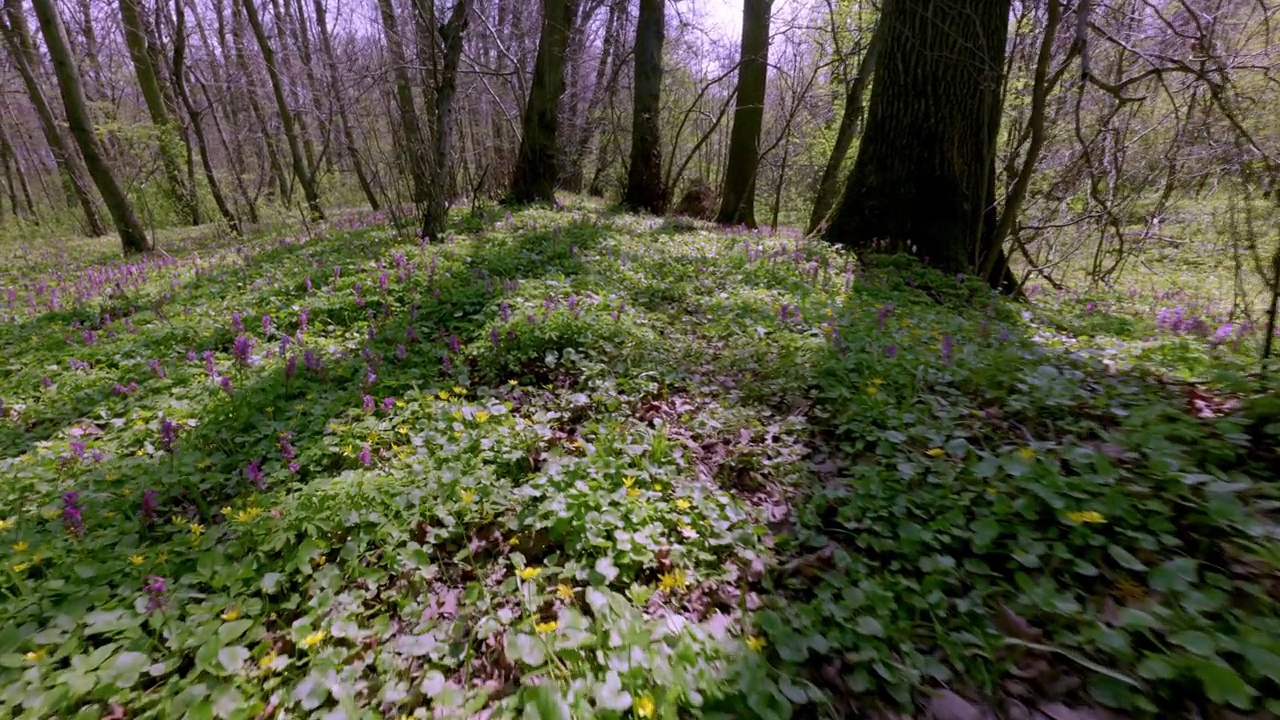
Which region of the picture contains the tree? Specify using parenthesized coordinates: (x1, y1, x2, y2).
(416, 0, 472, 241)
(508, 0, 580, 204)
(240, 0, 325, 219)
(824, 0, 1012, 281)
(0, 1, 106, 236)
(312, 0, 380, 211)
(621, 0, 666, 214)
(715, 0, 771, 227)
(29, 0, 151, 253)
(377, 0, 430, 204)
(118, 0, 201, 225)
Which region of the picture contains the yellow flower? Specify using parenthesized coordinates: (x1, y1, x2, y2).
(658, 568, 687, 592)
(0, 518, 13, 531)
(556, 584, 573, 601)
(508, 379, 519, 385)
(508, 536, 520, 546)
(42, 509, 60, 520)
(23, 650, 43, 662)
(397, 426, 409, 434)
(342, 444, 355, 457)
(926, 448, 945, 458)
(460, 490, 476, 504)
(675, 498, 692, 510)
(451, 409, 464, 421)
(1018, 447, 1036, 461)
(985, 486, 998, 496)
(312, 555, 327, 567)
(300, 630, 327, 648)
(12, 562, 29, 572)
(395, 400, 406, 408)
(534, 620, 557, 634)
(438, 390, 451, 400)
(129, 553, 145, 566)
(518, 566, 541, 580)
(745, 635, 766, 651)
(12, 540, 29, 552)
(221, 607, 241, 621)
(221, 506, 233, 517)
(171, 515, 188, 527)
(232, 507, 264, 523)
(189, 523, 205, 537)
(623, 476, 635, 488)
(627, 488, 641, 498)
(474, 410, 490, 424)
(653, 483, 663, 492)
(453, 386, 466, 395)
(1065, 510, 1106, 524)
(635, 694, 655, 718)
(258, 650, 277, 670)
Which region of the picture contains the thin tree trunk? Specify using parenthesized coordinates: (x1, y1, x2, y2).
(419, 0, 471, 240)
(621, 0, 665, 213)
(119, 0, 200, 225)
(377, 0, 430, 204)
(508, 0, 580, 204)
(31, 0, 151, 252)
(0, 3, 106, 235)
(312, 0, 380, 210)
(172, 0, 239, 233)
(240, 0, 325, 218)
(807, 20, 882, 235)
(230, 0, 290, 203)
(715, 0, 771, 227)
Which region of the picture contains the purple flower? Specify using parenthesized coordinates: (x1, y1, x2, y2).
(298, 308, 309, 333)
(159, 418, 177, 452)
(82, 329, 97, 346)
(245, 459, 265, 489)
(231, 312, 244, 332)
(304, 275, 313, 293)
(141, 489, 159, 521)
(186, 349, 197, 363)
(490, 327, 501, 347)
(41, 376, 52, 388)
(304, 349, 322, 374)
(149, 359, 166, 378)
(218, 375, 233, 394)
(70, 441, 86, 458)
(941, 334, 954, 364)
(499, 301, 511, 322)
(278, 432, 296, 460)
(262, 315, 272, 333)
(382, 397, 395, 412)
(111, 382, 138, 396)
(285, 354, 298, 381)
(884, 343, 898, 359)
(144, 575, 167, 613)
(333, 266, 342, 282)
(876, 304, 894, 329)
(63, 491, 83, 535)
(358, 444, 372, 467)
(395, 344, 407, 360)
(203, 350, 217, 378)
(378, 273, 389, 291)
(288, 461, 300, 475)
(363, 394, 375, 413)
(232, 335, 255, 367)
(447, 335, 461, 353)
(363, 368, 378, 389)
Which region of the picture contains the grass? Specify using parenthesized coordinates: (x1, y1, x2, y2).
(1, 200, 1278, 719)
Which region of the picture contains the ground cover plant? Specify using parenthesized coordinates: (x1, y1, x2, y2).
(1, 202, 1278, 719)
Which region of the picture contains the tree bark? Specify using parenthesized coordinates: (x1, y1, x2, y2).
(30, 0, 151, 252)
(621, 0, 665, 213)
(240, 0, 325, 218)
(312, 0, 380, 210)
(715, 0, 771, 227)
(418, 0, 471, 241)
(508, 0, 580, 204)
(0, 3, 106, 235)
(377, 0, 430, 204)
(824, 0, 1011, 279)
(119, 0, 201, 225)
(807, 20, 882, 235)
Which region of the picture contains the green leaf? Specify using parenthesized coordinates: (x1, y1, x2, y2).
(594, 670, 632, 712)
(1108, 545, 1148, 572)
(1136, 655, 1176, 680)
(856, 616, 885, 638)
(1170, 630, 1216, 656)
(420, 670, 447, 697)
(593, 556, 618, 584)
(1194, 660, 1256, 709)
(217, 619, 254, 644)
(217, 646, 249, 675)
(524, 683, 571, 720)
(104, 651, 149, 689)
(507, 633, 545, 667)
(970, 518, 1000, 549)
(1241, 645, 1280, 682)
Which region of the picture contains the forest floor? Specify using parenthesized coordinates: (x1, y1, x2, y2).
(1, 201, 1278, 720)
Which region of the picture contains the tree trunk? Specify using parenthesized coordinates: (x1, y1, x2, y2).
(172, 0, 239, 233)
(807, 21, 882, 235)
(240, 0, 325, 218)
(715, 0, 771, 227)
(377, 0, 430, 204)
(312, 0, 380, 210)
(508, 0, 580, 204)
(419, 0, 471, 241)
(30, 0, 151, 253)
(119, 0, 200, 225)
(621, 0, 665, 214)
(824, 0, 1011, 278)
(229, 0, 290, 203)
(0, 3, 106, 235)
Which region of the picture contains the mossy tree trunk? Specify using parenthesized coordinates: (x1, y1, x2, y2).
(715, 0, 771, 227)
(508, 0, 579, 204)
(823, 0, 1011, 281)
(621, 0, 666, 214)
(31, 0, 151, 253)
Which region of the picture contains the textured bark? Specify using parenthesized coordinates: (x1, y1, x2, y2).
(0, 3, 106, 235)
(715, 0, 771, 227)
(312, 0, 380, 210)
(241, 0, 325, 218)
(119, 0, 200, 225)
(824, 0, 1011, 277)
(807, 21, 882, 235)
(621, 0, 665, 213)
(172, 0, 239, 233)
(418, 0, 471, 241)
(31, 0, 151, 252)
(377, 0, 430, 204)
(229, 0, 289, 202)
(508, 0, 579, 204)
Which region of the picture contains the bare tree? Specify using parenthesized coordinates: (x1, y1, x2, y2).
(509, 0, 580, 204)
(716, 0, 771, 227)
(621, 0, 666, 214)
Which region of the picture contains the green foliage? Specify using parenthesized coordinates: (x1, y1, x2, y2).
(0, 202, 1276, 718)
